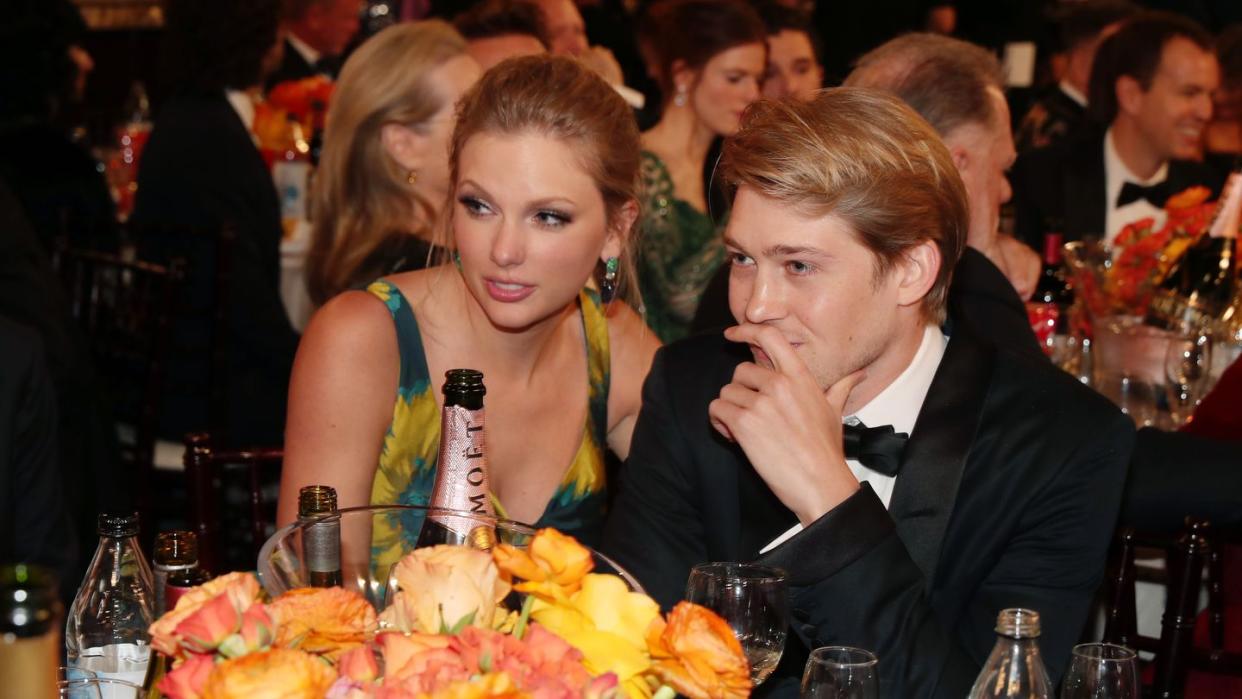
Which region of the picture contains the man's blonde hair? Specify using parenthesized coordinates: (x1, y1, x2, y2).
(720, 88, 967, 323)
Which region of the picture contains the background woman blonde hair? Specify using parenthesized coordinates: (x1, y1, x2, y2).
(306, 20, 479, 307)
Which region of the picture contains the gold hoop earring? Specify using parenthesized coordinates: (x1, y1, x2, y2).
(407, 170, 418, 185)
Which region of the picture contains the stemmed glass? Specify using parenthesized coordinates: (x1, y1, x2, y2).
(800, 646, 879, 698)
(685, 562, 789, 685)
(1164, 331, 1213, 426)
(1060, 643, 1139, 699)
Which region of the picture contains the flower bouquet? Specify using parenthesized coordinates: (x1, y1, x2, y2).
(148, 529, 751, 699)
(1065, 186, 1216, 326)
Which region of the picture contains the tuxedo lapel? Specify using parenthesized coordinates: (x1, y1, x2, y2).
(887, 327, 995, 586)
(1063, 133, 1106, 241)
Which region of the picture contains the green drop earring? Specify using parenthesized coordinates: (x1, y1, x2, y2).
(600, 257, 619, 303)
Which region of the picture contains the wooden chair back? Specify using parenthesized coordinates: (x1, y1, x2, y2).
(183, 432, 283, 573)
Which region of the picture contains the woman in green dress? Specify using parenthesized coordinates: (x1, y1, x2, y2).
(277, 55, 659, 558)
(636, 0, 766, 341)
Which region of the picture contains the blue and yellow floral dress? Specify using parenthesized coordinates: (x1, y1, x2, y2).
(365, 279, 611, 572)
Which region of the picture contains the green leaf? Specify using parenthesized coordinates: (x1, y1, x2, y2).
(447, 609, 478, 635)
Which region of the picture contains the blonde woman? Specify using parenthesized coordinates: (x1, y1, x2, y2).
(278, 56, 659, 556)
(306, 21, 481, 307)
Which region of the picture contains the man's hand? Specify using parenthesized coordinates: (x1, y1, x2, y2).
(708, 324, 865, 525)
(991, 234, 1040, 300)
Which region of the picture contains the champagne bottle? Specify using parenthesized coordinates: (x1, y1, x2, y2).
(1148, 171, 1241, 331)
(416, 369, 497, 551)
(298, 485, 343, 587)
(967, 608, 1053, 698)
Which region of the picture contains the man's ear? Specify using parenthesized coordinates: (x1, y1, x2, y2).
(948, 143, 970, 174)
(1116, 75, 1144, 117)
(380, 123, 427, 173)
(602, 199, 639, 262)
(895, 239, 941, 310)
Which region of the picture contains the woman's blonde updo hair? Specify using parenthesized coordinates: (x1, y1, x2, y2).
(446, 54, 643, 304)
(306, 20, 467, 307)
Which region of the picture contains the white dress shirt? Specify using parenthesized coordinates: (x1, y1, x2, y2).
(1104, 126, 1169, 246)
(759, 325, 948, 553)
(1058, 80, 1087, 108)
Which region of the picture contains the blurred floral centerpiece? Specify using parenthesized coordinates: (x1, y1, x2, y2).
(1065, 185, 1217, 324)
(147, 528, 751, 699)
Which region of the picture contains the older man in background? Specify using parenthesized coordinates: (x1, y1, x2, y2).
(267, 0, 363, 88)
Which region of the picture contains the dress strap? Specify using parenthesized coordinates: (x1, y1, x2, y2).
(364, 279, 432, 397)
(578, 288, 611, 447)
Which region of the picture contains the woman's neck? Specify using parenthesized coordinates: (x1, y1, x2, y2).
(434, 269, 579, 385)
(644, 105, 716, 168)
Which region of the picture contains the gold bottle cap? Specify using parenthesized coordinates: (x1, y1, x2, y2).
(468, 525, 496, 552)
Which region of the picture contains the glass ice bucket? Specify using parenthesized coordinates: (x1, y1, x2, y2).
(257, 504, 643, 611)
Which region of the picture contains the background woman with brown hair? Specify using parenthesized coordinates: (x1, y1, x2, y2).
(636, 0, 766, 342)
(305, 20, 480, 307)
(279, 55, 659, 558)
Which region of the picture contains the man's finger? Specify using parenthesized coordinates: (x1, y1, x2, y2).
(825, 369, 868, 412)
(725, 324, 812, 381)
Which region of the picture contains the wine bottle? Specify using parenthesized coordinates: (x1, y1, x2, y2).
(1029, 231, 1074, 358)
(162, 532, 209, 611)
(1148, 171, 1241, 331)
(298, 485, 343, 588)
(151, 530, 202, 616)
(416, 369, 497, 551)
(967, 608, 1053, 698)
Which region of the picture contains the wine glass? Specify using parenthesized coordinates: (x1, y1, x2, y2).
(1060, 643, 1139, 699)
(801, 646, 879, 699)
(57, 677, 142, 699)
(1164, 331, 1213, 426)
(685, 562, 788, 685)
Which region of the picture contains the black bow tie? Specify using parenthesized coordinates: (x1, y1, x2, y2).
(1117, 180, 1172, 208)
(843, 421, 909, 477)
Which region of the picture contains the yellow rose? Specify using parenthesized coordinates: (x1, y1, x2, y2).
(380, 545, 510, 634)
(200, 648, 336, 699)
(494, 529, 594, 603)
(531, 574, 661, 698)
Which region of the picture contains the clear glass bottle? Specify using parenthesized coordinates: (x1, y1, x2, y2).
(0, 564, 61, 699)
(967, 608, 1053, 699)
(416, 369, 496, 551)
(160, 532, 209, 611)
(65, 512, 155, 688)
(299, 485, 343, 588)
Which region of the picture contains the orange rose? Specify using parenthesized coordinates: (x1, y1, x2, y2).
(150, 572, 263, 659)
(380, 545, 510, 634)
(158, 652, 215, 699)
(1166, 185, 1211, 213)
(494, 528, 594, 602)
(267, 587, 378, 660)
(200, 648, 337, 699)
(646, 602, 751, 699)
(338, 644, 380, 682)
(425, 671, 529, 699)
(379, 632, 472, 691)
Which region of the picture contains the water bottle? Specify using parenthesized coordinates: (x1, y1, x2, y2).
(65, 513, 155, 692)
(967, 608, 1053, 698)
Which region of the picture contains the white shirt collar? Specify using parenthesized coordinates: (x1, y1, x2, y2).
(847, 324, 946, 440)
(286, 32, 322, 68)
(224, 89, 256, 132)
(1103, 126, 1169, 245)
(759, 326, 947, 554)
(1058, 80, 1087, 108)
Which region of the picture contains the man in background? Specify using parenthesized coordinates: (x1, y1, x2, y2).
(454, 0, 548, 71)
(267, 0, 363, 88)
(757, 1, 824, 101)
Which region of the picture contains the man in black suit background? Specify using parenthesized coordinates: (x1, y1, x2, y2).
(603, 90, 1133, 696)
(266, 0, 363, 89)
(132, 0, 299, 446)
(1014, 1, 1136, 154)
(1012, 12, 1225, 248)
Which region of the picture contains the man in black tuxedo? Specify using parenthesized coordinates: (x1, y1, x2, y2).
(1012, 11, 1225, 248)
(603, 90, 1134, 696)
(132, 0, 299, 446)
(266, 0, 362, 89)
(1014, 1, 1136, 154)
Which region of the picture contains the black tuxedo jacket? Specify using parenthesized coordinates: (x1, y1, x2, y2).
(131, 93, 299, 445)
(602, 324, 1134, 697)
(1011, 128, 1225, 249)
(266, 38, 318, 90)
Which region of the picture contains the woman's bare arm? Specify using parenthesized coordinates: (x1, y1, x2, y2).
(276, 290, 400, 527)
